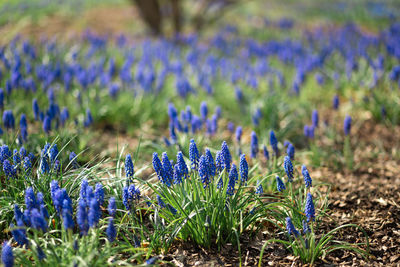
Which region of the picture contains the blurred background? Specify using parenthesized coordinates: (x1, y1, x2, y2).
(0, 0, 399, 42)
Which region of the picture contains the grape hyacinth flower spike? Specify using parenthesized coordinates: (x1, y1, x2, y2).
(189, 139, 200, 170)
(276, 176, 286, 192)
(302, 165, 312, 188)
(344, 115, 352, 136)
(305, 193, 315, 222)
(283, 156, 294, 182)
(269, 130, 278, 155)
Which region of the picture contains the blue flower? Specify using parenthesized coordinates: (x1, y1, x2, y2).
(235, 126, 242, 143)
(40, 155, 49, 174)
(344, 115, 352, 136)
(286, 217, 299, 237)
(227, 164, 238, 196)
(189, 139, 200, 170)
(250, 131, 258, 159)
(95, 183, 104, 206)
(108, 197, 116, 217)
(49, 144, 58, 164)
(176, 151, 188, 179)
(221, 141, 231, 173)
(173, 164, 183, 185)
(205, 149, 216, 178)
(269, 130, 278, 155)
(106, 218, 116, 242)
(276, 176, 286, 192)
(284, 156, 294, 182)
(10, 222, 28, 246)
(30, 209, 47, 232)
(263, 145, 269, 160)
(287, 143, 295, 160)
(2, 110, 15, 130)
(152, 152, 165, 184)
(302, 165, 312, 188)
(77, 199, 89, 235)
(69, 152, 79, 169)
(303, 220, 311, 234)
(88, 198, 100, 228)
(239, 154, 248, 184)
(25, 187, 37, 210)
(198, 155, 210, 188)
(3, 160, 16, 179)
(1, 242, 14, 267)
(312, 110, 319, 128)
(305, 193, 315, 222)
(162, 152, 173, 186)
(43, 115, 51, 134)
(157, 195, 166, 208)
(255, 180, 263, 195)
(333, 95, 339, 110)
(62, 199, 74, 230)
(37, 246, 46, 261)
(200, 101, 208, 121)
(215, 150, 222, 173)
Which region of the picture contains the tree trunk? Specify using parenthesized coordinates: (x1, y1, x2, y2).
(132, 0, 163, 36)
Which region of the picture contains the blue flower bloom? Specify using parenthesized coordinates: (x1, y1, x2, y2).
(176, 151, 188, 179)
(269, 130, 278, 155)
(88, 198, 100, 228)
(95, 183, 104, 206)
(287, 143, 295, 160)
(227, 164, 238, 196)
(333, 95, 339, 110)
(215, 150, 222, 173)
(302, 165, 312, 188)
(189, 139, 200, 170)
(3, 160, 16, 179)
(49, 144, 58, 164)
(19, 147, 26, 159)
(250, 131, 258, 158)
(10, 221, 28, 246)
(43, 115, 51, 134)
(276, 176, 286, 192)
(255, 180, 263, 195)
(205, 149, 216, 178)
(303, 220, 311, 234)
(157, 195, 166, 208)
(344, 115, 352, 135)
(40, 155, 50, 174)
(152, 152, 165, 184)
(305, 193, 315, 222)
(173, 164, 182, 185)
(106, 218, 116, 243)
(162, 152, 173, 186)
(37, 246, 46, 261)
(77, 199, 89, 235)
(312, 110, 319, 128)
(1, 242, 14, 267)
(30, 209, 47, 232)
(284, 156, 294, 182)
(286, 217, 299, 237)
(235, 126, 242, 143)
(108, 197, 116, 217)
(2, 110, 15, 130)
(198, 155, 210, 188)
(69, 152, 79, 169)
(200, 101, 208, 121)
(221, 141, 231, 173)
(239, 154, 248, 184)
(62, 199, 74, 230)
(25, 187, 37, 210)
(263, 145, 269, 160)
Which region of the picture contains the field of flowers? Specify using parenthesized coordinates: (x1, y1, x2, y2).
(0, 0, 399, 266)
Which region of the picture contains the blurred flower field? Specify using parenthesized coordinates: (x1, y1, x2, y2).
(0, 0, 399, 266)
